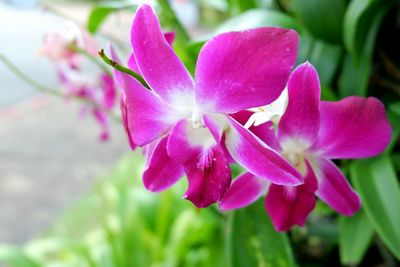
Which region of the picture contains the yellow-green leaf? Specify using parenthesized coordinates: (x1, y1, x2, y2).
(339, 210, 374, 265)
(227, 200, 296, 267)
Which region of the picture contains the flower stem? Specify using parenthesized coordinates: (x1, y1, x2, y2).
(70, 45, 111, 75)
(97, 48, 150, 89)
(0, 54, 121, 122)
(0, 53, 63, 97)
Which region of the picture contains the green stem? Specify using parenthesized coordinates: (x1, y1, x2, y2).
(156, 0, 191, 43)
(0, 54, 121, 122)
(70, 45, 111, 75)
(0, 53, 63, 96)
(97, 48, 150, 89)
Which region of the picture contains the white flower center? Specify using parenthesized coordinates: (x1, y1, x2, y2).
(281, 138, 309, 175)
(169, 90, 207, 129)
(191, 105, 204, 129)
(244, 88, 288, 128)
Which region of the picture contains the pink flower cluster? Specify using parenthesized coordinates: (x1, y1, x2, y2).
(114, 5, 391, 231)
(40, 21, 116, 141)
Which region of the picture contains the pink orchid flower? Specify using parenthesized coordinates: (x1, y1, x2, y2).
(117, 4, 303, 208)
(220, 62, 392, 231)
(111, 32, 190, 193)
(39, 20, 98, 68)
(59, 66, 116, 141)
(110, 32, 176, 151)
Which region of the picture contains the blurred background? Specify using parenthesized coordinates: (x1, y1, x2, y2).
(1, 0, 400, 266)
(0, 0, 128, 244)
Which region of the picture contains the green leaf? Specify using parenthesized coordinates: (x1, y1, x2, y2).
(293, 0, 346, 43)
(298, 34, 342, 95)
(338, 53, 370, 97)
(195, 8, 298, 56)
(87, 1, 137, 34)
(308, 40, 342, 86)
(230, 163, 245, 178)
(385, 110, 400, 152)
(350, 156, 400, 260)
(297, 34, 314, 64)
(320, 86, 338, 101)
(339, 210, 374, 265)
(389, 102, 400, 118)
(343, 0, 393, 63)
(0, 245, 41, 267)
(215, 9, 298, 35)
(227, 200, 296, 267)
(391, 153, 400, 172)
(339, 0, 391, 97)
(339, 1, 386, 97)
(227, 0, 258, 14)
(200, 0, 229, 12)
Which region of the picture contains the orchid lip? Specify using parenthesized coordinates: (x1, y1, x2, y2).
(279, 138, 310, 175)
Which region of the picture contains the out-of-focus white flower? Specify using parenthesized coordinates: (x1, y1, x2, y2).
(39, 20, 97, 67)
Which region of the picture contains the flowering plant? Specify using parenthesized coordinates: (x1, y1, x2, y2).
(1, 0, 400, 266)
(38, 21, 117, 141)
(110, 4, 392, 232)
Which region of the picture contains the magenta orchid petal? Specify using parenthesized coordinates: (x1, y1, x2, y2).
(120, 92, 136, 150)
(143, 139, 159, 165)
(220, 172, 268, 210)
(100, 73, 116, 110)
(143, 135, 184, 192)
(203, 114, 224, 143)
(127, 31, 176, 73)
(311, 96, 391, 159)
(110, 44, 137, 149)
(225, 117, 303, 186)
(122, 74, 181, 146)
(127, 53, 140, 73)
(163, 32, 176, 44)
(131, 5, 194, 106)
(109, 44, 125, 88)
(167, 120, 231, 208)
(195, 27, 298, 113)
(265, 162, 317, 231)
(203, 114, 236, 163)
(184, 145, 231, 208)
(278, 62, 320, 146)
(230, 110, 281, 151)
(167, 120, 215, 163)
(93, 109, 109, 142)
(311, 158, 361, 216)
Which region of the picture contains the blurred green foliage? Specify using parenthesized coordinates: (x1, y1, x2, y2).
(0, 153, 225, 267)
(228, 200, 296, 267)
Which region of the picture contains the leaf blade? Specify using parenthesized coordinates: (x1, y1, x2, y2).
(87, 1, 137, 33)
(339, 210, 374, 265)
(227, 200, 296, 267)
(350, 156, 400, 260)
(215, 9, 299, 35)
(293, 0, 346, 43)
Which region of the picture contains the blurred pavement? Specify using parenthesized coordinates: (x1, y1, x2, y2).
(0, 2, 127, 244)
